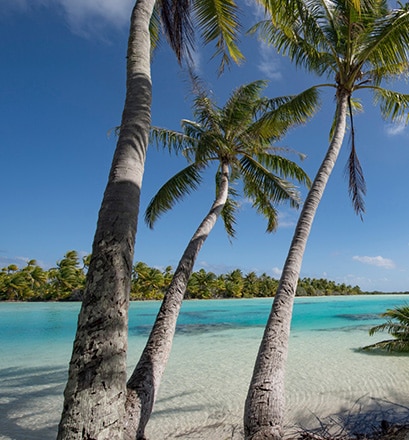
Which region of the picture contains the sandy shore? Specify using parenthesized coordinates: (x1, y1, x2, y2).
(137, 327, 409, 439)
(2, 299, 409, 439)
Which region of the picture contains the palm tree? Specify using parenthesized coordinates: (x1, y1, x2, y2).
(243, 271, 261, 297)
(187, 268, 219, 298)
(49, 250, 85, 298)
(222, 269, 245, 298)
(57, 1, 244, 438)
(124, 79, 317, 439)
(131, 261, 167, 299)
(363, 305, 409, 352)
(244, 1, 409, 438)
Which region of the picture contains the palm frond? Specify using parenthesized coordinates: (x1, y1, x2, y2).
(344, 96, 366, 219)
(363, 62, 409, 87)
(358, 5, 409, 72)
(149, 3, 162, 55)
(244, 182, 280, 232)
(190, 84, 222, 133)
(345, 142, 366, 219)
(221, 80, 268, 135)
(193, 0, 244, 74)
(213, 168, 238, 239)
(254, 86, 321, 140)
(381, 305, 409, 324)
(150, 126, 197, 155)
(250, 18, 336, 78)
(256, 153, 311, 188)
(145, 163, 204, 228)
(362, 338, 409, 352)
(363, 305, 409, 352)
(240, 155, 302, 209)
(220, 196, 239, 239)
(373, 88, 409, 123)
(158, 0, 195, 64)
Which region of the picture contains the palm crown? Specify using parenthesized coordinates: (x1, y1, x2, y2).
(363, 304, 409, 352)
(147, 79, 320, 236)
(150, 0, 244, 72)
(253, 0, 409, 216)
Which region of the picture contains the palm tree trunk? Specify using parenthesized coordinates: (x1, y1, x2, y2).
(57, 1, 154, 438)
(124, 163, 230, 440)
(243, 89, 350, 440)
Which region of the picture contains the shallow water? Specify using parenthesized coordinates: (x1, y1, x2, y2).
(1, 295, 409, 439)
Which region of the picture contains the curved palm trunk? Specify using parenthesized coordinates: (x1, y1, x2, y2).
(243, 89, 349, 440)
(124, 163, 230, 440)
(57, 1, 155, 438)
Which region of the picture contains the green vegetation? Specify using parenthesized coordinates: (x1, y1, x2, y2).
(0, 250, 369, 301)
(363, 304, 409, 353)
(0, 251, 87, 301)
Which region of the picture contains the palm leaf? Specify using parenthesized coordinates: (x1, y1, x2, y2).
(193, 0, 244, 73)
(158, 0, 195, 63)
(245, 183, 280, 232)
(149, 4, 162, 55)
(240, 155, 301, 209)
(358, 6, 409, 71)
(150, 126, 197, 155)
(373, 88, 409, 123)
(255, 86, 321, 140)
(220, 195, 239, 239)
(345, 142, 366, 219)
(362, 338, 409, 353)
(363, 305, 409, 352)
(145, 163, 205, 228)
(221, 80, 267, 135)
(256, 153, 311, 188)
(344, 96, 366, 219)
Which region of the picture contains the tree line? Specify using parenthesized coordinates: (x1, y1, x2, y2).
(0, 250, 370, 301)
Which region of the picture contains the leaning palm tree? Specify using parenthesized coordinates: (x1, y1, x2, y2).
(244, 1, 409, 438)
(124, 79, 319, 439)
(57, 1, 244, 438)
(363, 305, 409, 352)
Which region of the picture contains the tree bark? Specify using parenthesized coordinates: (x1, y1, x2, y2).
(57, 0, 154, 438)
(124, 163, 230, 440)
(243, 89, 350, 440)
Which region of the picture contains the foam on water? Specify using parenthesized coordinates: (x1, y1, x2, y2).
(1, 295, 409, 439)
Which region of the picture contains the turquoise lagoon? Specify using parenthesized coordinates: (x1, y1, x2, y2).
(1, 295, 409, 439)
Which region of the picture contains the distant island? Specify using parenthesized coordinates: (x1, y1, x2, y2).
(1, 250, 407, 301)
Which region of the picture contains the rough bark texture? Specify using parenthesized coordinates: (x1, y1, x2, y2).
(57, 1, 154, 438)
(243, 90, 350, 440)
(124, 163, 230, 440)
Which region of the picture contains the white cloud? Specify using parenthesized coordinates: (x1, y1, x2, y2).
(272, 267, 282, 277)
(244, 0, 266, 21)
(277, 211, 297, 228)
(58, 0, 134, 36)
(385, 121, 406, 136)
(0, 255, 41, 268)
(1, 0, 134, 37)
(189, 50, 202, 74)
(0, 0, 34, 13)
(352, 255, 395, 269)
(258, 41, 282, 81)
(243, 0, 282, 80)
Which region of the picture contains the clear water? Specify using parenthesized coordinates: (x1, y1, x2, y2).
(1, 295, 409, 439)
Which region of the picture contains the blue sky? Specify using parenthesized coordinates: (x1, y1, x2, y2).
(1, 0, 409, 292)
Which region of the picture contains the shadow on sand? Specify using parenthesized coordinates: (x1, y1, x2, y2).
(0, 365, 66, 440)
(289, 395, 409, 439)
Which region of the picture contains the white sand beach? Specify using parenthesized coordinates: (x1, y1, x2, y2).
(2, 297, 409, 439)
